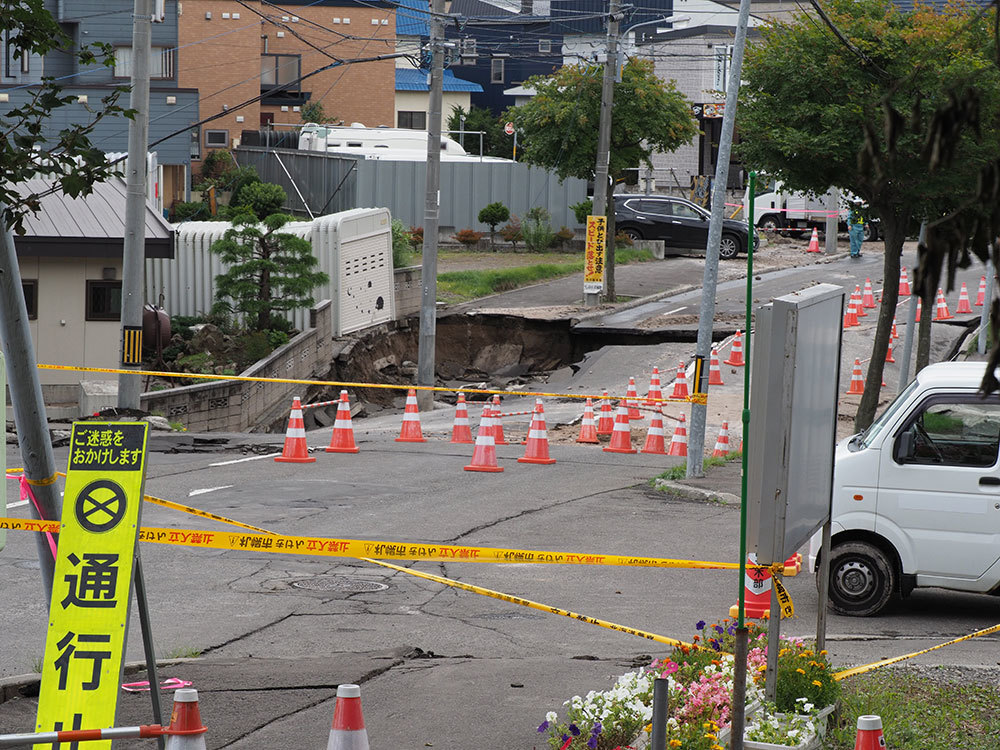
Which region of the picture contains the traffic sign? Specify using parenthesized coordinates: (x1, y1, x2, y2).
(36, 422, 150, 749)
(504, 121, 515, 135)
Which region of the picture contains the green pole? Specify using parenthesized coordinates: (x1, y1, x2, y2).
(738, 170, 756, 627)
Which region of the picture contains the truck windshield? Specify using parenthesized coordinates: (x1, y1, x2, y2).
(858, 378, 919, 449)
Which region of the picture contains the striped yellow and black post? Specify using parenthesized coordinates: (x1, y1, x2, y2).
(121, 325, 143, 365)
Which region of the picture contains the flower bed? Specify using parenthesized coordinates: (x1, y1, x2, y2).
(537, 620, 840, 750)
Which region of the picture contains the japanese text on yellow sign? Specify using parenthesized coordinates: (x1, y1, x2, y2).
(35, 422, 149, 750)
(584, 215, 606, 294)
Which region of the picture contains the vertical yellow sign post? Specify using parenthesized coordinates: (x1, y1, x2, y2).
(35, 421, 150, 747)
(584, 215, 607, 298)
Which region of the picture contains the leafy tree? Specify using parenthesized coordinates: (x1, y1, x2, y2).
(736, 0, 1000, 429)
(478, 201, 510, 246)
(0, 1, 132, 233)
(447, 105, 508, 158)
(300, 100, 337, 124)
(505, 59, 697, 299)
(211, 213, 329, 332)
(230, 182, 286, 221)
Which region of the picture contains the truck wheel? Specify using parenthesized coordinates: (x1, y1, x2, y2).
(863, 223, 878, 242)
(759, 214, 782, 235)
(828, 542, 895, 616)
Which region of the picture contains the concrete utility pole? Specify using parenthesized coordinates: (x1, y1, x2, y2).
(118, 0, 153, 409)
(686, 0, 754, 479)
(587, 0, 622, 308)
(416, 0, 445, 411)
(824, 187, 838, 254)
(0, 209, 60, 601)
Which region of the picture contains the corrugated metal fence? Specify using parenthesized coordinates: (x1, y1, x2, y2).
(234, 147, 587, 234)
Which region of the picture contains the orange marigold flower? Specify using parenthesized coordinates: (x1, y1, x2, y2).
(813, 679, 823, 687)
(796, 668, 806, 675)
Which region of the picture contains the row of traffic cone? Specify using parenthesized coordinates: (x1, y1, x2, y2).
(465, 398, 555, 471)
(900, 265, 990, 308)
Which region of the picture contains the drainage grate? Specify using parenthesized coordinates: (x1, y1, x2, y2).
(291, 576, 389, 593)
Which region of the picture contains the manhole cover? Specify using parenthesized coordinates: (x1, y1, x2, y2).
(291, 576, 388, 593)
(475, 612, 544, 620)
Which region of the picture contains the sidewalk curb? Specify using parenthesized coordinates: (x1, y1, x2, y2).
(652, 479, 741, 506)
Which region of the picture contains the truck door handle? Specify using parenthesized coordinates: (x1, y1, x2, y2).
(980, 477, 1000, 486)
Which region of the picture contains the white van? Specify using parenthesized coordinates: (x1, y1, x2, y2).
(809, 361, 1000, 616)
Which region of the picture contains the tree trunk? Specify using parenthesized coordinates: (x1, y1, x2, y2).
(606, 186, 617, 303)
(855, 212, 906, 431)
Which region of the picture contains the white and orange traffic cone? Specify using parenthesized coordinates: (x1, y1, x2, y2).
(806, 227, 820, 253)
(645, 367, 664, 406)
(326, 684, 369, 750)
(976, 275, 987, 306)
(915, 297, 922, 322)
(956, 282, 973, 313)
(641, 408, 667, 455)
(668, 413, 688, 457)
(845, 359, 865, 395)
(708, 348, 724, 385)
(326, 391, 359, 454)
(885, 339, 895, 363)
(891, 317, 898, 340)
(596, 389, 615, 435)
(577, 398, 599, 444)
(843, 295, 858, 329)
(275, 397, 315, 464)
(519, 399, 556, 465)
(163, 688, 208, 750)
(862, 278, 876, 308)
(464, 406, 503, 473)
(671, 362, 689, 399)
(725, 330, 746, 366)
(712, 422, 730, 458)
(853, 715, 885, 750)
(853, 286, 867, 318)
(625, 377, 643, 420)
(934, 288, 953, 320)
(729, 554, 771, 619)
(395, 389, 425, 442)
(899, 267, 911, 296)
(603, 402, 637, 454)
(491, 394, 508, 445)
(450, 393, 474, 444)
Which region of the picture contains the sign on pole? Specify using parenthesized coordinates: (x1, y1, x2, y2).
(584, 215, 606, 296)
(504, 121, 515, 135)
(35, 422, 150, 747)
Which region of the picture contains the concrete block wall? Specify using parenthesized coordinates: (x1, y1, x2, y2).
(394, 266, 421, 319)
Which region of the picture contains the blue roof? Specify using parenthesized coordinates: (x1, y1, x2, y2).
(395, 68, 483, 93)
(395, 0, 429, 36)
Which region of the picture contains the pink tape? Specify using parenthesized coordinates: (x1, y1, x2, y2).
(18, 476, 58, 560)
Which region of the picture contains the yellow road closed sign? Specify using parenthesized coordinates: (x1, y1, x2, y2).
(35, 422, 149, 748)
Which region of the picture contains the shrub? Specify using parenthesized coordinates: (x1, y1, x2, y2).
(500, 217, 522, 249)
(522, 207, 554, 252)
(408, 226, 424, 250)
(571, 199, 593, 225)
(453, 228, 485, 247)
(172, 201, 208, 221)
(553, 226, 575, 249)
(391, 219, 412, 268)
(229, 182, 287, 221)
(478, 201, 510, 246)
(615, 230, 635, 247)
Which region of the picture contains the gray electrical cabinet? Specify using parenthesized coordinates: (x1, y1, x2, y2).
(746, 284, 844, 565)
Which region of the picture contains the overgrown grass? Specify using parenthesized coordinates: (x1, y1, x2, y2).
(436, 248, 655, 303)
(828, 671, 1000, 749)
(650, 449, 743, 484)
(164, 646, 202, 659)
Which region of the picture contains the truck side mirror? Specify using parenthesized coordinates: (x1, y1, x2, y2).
(895, 431, 915, 462)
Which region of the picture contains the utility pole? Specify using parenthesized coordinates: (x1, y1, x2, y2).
(824, 187, 838, 254)
(587, 0, 622, 308)
(416, 0, 445, 411)
(686, 0, 754, 479)
(118, 0, 154, 409)
(0, 209, 60, 601)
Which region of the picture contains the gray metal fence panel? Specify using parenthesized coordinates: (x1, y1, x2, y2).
(235, 147, 359, 217)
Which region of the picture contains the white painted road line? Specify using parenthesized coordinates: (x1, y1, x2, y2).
(663, 306, 686, 316)
(6, 499, 28, 509)
(188, 485, 234, 497)
(209, 453, 281, 466)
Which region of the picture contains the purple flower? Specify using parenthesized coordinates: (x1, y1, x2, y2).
(591, 722, 602, 734)
(538, 721, 549, 733)
(696, 620, 706, 630)
(587, 736, 599, 749)
(569, 724, 581, 736)
(727, 623, 736, 635)
(714, 624, 724, 634)
(561, 734, 570, 743)
(709, 639, 721, 651)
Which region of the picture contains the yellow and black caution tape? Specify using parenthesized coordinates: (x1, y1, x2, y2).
(773, 576, 794, 619)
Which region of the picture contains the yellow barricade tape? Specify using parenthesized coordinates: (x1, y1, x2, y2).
(36, 363, 696, 405)
(773, 576, 794, 619)
(832, 622, 1000, 681)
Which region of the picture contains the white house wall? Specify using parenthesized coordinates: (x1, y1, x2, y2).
(394, 90, 473, 130)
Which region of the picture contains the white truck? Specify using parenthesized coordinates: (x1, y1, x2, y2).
(743, 178, 879, 242)
(810, 361, 1000, 616)
(297, 122, 512, 163)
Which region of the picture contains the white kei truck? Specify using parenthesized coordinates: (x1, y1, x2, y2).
(810, 361, 1000, 616)
(743, 179, 880, 242)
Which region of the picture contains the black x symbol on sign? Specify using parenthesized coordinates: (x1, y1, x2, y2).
(75, 480, 127, 533)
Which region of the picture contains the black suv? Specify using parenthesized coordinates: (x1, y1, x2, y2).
(613, 194, 758, 259)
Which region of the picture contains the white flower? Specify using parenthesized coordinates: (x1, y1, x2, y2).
(546, 711, 557, 723)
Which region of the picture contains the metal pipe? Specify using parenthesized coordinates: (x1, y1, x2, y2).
(650, 677, 669, 750)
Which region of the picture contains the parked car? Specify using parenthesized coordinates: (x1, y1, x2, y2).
(613, 194, 758, 259)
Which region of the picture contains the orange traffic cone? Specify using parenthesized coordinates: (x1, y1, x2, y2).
(519, 399, 556, 464)
(724, 330, 746, 366)
(163, 688, 208, 750)
(956, 282, 973, 313)
(729, 554, 772, 619)
(891, 317, 898, 340)
(596, 389, 615, 435)
(976, 275, 987, 306)
(645, 367, 664, 406)
(464, 406, 503, 473)
(853, 715, 886, 750)
(915, 297, 922, 321)
(577, 398, 599, 444)
(671, 361, 689, 399)
(783, 553, 803, 576)
(708, 348, 724, 385)
(712, 421, 730, 458)
(450, 393, 474, 444)
(899, 267, 911, 296)
(885, 339, 895, 363)
(934, 288, 953, 320)
(625, 377, 643, 420)
(853, 286, 867, 318)
(603, 402, 637, 454)
(640, 408, 667, 455)
(326, 390, 360, 454)
(862, 278, 876, 308)
(395, 389, 425, 442)
(326, 684, 369, 750)
(806, 227, 820, 253)
(846, 358, 865, 395)
(843, 295, 858, 329)
(668, 413, 688, 457)
(491, 395, 508, 445)
(275, 397, 315, 463)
